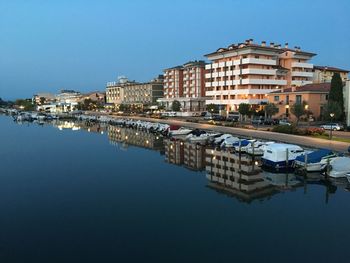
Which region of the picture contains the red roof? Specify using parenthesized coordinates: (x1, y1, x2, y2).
(314, 65, 349, 73)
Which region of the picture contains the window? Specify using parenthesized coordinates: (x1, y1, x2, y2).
(274, 95, 280, 102)
(286, 95, 289, 105)
(296, 95, 302, 104)
(255, 55, 259, 59)
(325, 94, 329, 100)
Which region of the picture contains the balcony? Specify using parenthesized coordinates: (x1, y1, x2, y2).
(241, 79, 287, 85)
(205, 73, 211, 78)
(205, 82, 212, 87)
(291, 80, 313, 86)
(291, 71, 314, 78)
(205, 98, 268, 105)
(291, 62, 313, 69)
(241, 58, 277, 66)
(241, 68, 277, 75)
(205, 64, 212, 70)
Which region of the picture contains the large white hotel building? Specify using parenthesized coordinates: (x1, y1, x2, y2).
(204, 39, 316, 111)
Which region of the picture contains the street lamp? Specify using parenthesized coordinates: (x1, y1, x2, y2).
(329, 113, 335, 140)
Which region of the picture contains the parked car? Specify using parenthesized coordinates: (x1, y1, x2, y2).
(264, 118, 279, 125)
(226, 116, 239, 122)
(252, 117, 264, 125)
(212, 114, 226, 121)
(204, 113, 213, 120)
(279, 120, 291, 126)
(320, 123, 344, 131)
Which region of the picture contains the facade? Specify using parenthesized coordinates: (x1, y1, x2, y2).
(268, 83, 330, 120)
(123, 76, 164, 106)
(80, 92, 106, 103)
(313, 66, 349, 84)
(159, 60, 206, 112)
(106, 82, 125, 105)
(106, 76, 163, 107)
(204, 39, 315, 111)
(32, 93, 55, 105)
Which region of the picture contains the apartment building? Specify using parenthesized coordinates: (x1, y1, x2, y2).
(204, 39, 315, 111)
(123, 76, 164, 106)
(159, 60, 206, 112)
(313, 66, 349, 84)
(106, 82, 126, 105)
(268, 83, 330, 120)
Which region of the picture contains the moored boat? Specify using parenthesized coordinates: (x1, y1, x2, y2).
(294, 149, 337, 172)
(261, 143, 305, 170)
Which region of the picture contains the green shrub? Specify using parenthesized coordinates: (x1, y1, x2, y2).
(272, 124, 299, 134)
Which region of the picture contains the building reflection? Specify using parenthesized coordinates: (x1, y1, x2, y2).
(52, 120, 107, 134)
(163, 138, 206, 171)
(108, 125, 164, 151)
(205, 148, 278, 203)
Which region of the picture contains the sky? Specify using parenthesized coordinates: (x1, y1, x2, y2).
(1, 0, 350, 100)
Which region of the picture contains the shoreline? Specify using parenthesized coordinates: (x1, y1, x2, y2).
(104, 114, 349, 153)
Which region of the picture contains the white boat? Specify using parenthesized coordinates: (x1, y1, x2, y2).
(220, 136, 240, 148)
(212, 134, 232, 145)
(245, 141, 275, 156)
(327, 157, 350, 178)
(346, 173, 350, 183)
(261, 143, 305, 169)
(294, 149, 338, 172)
(169, 127, 192, 136)
(187, 133, 220, 143)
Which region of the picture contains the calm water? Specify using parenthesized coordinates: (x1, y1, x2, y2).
(0, 115, 350, 263)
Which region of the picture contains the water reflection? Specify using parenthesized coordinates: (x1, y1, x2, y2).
(10, 116, 350, 203)
(164, 139, 206, 171)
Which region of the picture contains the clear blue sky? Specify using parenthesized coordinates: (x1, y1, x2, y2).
(1, 0, 349, 100)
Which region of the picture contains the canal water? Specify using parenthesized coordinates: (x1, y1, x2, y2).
(0, 115, 349, 263)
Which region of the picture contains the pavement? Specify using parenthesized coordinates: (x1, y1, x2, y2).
(109, 114, 350, 153)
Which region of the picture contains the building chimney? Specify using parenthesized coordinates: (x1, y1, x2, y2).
(270, 42, 274, 47)
(245, 39, 249, 44)
(285, 43, 289, 48)
(261, 41, 266, 47)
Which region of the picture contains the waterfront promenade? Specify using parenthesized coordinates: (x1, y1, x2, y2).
(108, 114, 350, 153)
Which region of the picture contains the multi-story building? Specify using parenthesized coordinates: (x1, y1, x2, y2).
(204, 39, 315, 111)
(32, 93, 55, 105)
(106, 76, 163, 108)
(123, 75, 164, 106)
(313, 66, 349, 84)
(267, 83, 330, 120)
(159, 60, 206, 112)
(106, 81, 126, 105)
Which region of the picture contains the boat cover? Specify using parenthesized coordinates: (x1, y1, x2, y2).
(295, 149, 333, 163)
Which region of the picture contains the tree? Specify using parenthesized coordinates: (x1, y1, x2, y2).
(206, 103, 219, 113)
(15, 99, 35, 111)
(264, 103, 279, 119)
(172, 100, 181, 112)
(322, 101, 343, 121)
(238, 103, 251, 121)
(291, 101, 307, 126)
(328, 73, 344, 121)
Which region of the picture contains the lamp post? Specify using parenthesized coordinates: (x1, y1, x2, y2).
(305, 104, 309, 126)
(329, 113, 335, 140)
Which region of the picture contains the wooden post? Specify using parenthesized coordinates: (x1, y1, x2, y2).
(326, 157, 330, 179)
(285, 148, 289, 169)
(304, 153, 308, 171)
